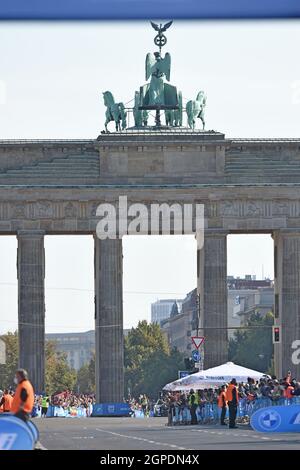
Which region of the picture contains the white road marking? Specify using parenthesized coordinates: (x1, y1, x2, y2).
(95, 428, 189, 450)
(189, 428, 284, 443)
(35, 440, 47, 450)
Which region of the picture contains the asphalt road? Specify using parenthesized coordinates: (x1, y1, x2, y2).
(36, 417, 300, 450)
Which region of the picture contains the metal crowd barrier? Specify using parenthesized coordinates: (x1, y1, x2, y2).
(30, 397, 300, 421)
(170, 396, 300, 425)
(32, 405, 92, 418)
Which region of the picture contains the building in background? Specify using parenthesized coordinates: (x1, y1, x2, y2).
(151, 298, 183, 325)
(227, 275, 273, 339)
(46, 329, 130, 371)
(46, 330, 95, 371)
(227, 275, 272, 290)
(161, 290, 198, 355)
(160, 276, 274, 353)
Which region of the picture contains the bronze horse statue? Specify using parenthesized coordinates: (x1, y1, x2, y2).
(186, 91, 206, 130)
(103, 91, 127, 132)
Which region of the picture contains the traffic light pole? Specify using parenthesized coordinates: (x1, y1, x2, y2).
(196, 293, 200, 337)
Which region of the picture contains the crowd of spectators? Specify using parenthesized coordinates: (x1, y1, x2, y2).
(32, 391, 96, 417)
(2, 371, 300, 421)
(162, 372, 300, 425)
(126, 394, 156, 417)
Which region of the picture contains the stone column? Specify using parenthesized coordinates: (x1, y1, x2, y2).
(94, 237, 124, 403)
(197, 231, 228, 369)
(17, 230, 45, 393)
(273, 231, 300, 378)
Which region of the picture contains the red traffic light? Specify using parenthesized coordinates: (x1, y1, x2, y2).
(273, 326, 281, 343)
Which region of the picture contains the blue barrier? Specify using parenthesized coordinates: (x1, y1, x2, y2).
(0, 412, 39, 444)
(251, 404, 300, 433)
(26, 396, 300, 423)
(92, 403, 131, 417)
(44, 405, 88, 417)
(27, 420, 39, 443)
(0, 415, 35, 450)
(169, 397, 300, 425)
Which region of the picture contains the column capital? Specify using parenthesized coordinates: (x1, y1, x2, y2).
(272, 229, 300, 238)
(203, 229, 229, 237)
(17, 230, 45, 239)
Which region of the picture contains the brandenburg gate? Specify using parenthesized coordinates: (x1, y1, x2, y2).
(1, 22, 300, 400)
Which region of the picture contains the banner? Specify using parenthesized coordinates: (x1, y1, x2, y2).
(251, 404, 300, 433)
(0, 0, 299, 20)
(46, 405, 88, 418)
(92, 403, 131, 417)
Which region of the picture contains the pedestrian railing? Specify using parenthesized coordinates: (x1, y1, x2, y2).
(32, 405, 92, 418)
(32, 397, 300, 421)
(169, 396, 300, 425)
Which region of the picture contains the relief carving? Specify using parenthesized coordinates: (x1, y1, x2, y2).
(245, 201, 262, 217)
(90, 202, 99, 217)
(272, 202, 289, 216)
(220, 201, 238, 217)
(35, 201, 53, 218)
(64, 202, 77, 218)
(11, 203, 26, 218)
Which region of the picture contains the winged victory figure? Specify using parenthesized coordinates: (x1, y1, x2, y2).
(145, 51, 171, 106)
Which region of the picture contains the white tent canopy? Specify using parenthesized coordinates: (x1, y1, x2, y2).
(163, 362, 267, 391)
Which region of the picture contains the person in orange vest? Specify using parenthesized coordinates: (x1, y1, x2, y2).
(226, 378, 239, 429)
(11, 369, 34, 422)
(217, 385, 227, 426)
(0, 389, 13, 412)
(284, 382, 294, 400)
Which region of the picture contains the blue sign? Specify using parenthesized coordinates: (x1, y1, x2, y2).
(92, 402, 131, 417)
(0, 415, 35, 450)
(178, 371, 190, 379)
(0, 0, 299, 20)
(192, 350, 200, 362)
(251, 405, 300, 433)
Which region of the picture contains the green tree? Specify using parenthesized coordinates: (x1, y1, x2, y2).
(124, 320, 184, 398)
(228, 311, 274, 373)
(76, 354, 95, 393)
(0, 331, 18, 388)
(0, 332, 77, 394)
(45, 341, 77, 394)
